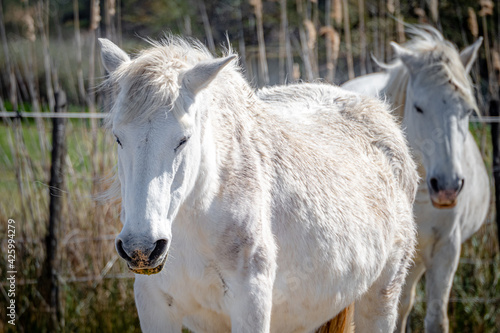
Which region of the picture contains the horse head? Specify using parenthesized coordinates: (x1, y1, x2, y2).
(99, 38, 235, 274)
(390, 29, 482, 209)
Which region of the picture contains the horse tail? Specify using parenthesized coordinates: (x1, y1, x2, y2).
(316, 303, 355, 333)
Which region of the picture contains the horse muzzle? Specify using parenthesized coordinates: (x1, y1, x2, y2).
(429, 190, 459, 209)
(116, 238, 169, 275)
(428, 176, 464, 209)
(128, 252, 169, 275)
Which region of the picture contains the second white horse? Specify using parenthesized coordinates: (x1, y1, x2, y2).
(343, 26, 490, 333)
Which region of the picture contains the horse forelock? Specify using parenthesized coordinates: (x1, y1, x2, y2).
(381, 25, 477, 117)
(103, 36, 229, 127)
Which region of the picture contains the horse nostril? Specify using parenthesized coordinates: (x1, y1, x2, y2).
(429, 178, 439, 193)
(149, 239, 169, 262)
(116, 239, 132, 262)
(457, 178, 465, 193)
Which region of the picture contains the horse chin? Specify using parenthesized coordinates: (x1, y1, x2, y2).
(128, 253, 168, 275)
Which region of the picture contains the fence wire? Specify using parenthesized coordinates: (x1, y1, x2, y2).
(0, 111, 107, 119)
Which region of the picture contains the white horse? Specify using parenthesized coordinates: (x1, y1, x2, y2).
(99, 36, 418, 333)
(343, 26, 490, 333)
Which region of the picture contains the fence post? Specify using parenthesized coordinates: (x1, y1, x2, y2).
(41, 89, 67, 331)
(489, 97, 500, 252)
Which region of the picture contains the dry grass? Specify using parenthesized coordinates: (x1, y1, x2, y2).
(0, 119, 139, 332)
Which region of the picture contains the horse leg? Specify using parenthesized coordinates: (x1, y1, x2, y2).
(395, 259, 426, 333)
(354, 253, 410, 333)
(134, 277, 183, 333)
(225, 270, 275, 333)
(423, 234, 461, 333)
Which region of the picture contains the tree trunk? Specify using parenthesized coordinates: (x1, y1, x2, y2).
(279, 0, 288, 83)
(325, 0, 333, 82)
(358, 0, 367, 75)
(251, 0, 270, 85)
(378, 0, 385, 61)
(198, 0, 215, 53)
(395, 0, 405, 43)
(342, 0, 354, 79)
(236, 0, 247, 75)
(296, 0, 313, 81)
(73, 0, 86, 103)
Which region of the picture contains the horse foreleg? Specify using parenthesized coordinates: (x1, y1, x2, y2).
(134, 276, 183, 333)
(224, 270, 274, 333)
(423, 234, 461, 333)
(395, 259, 426, 333)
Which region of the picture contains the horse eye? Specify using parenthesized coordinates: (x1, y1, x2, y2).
(115, 136, 122, 147)
(466, 109, 475, 116)
(174, 136, 190, 152)
(415, 105, 424, 114)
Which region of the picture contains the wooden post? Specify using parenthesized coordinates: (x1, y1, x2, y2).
(490, 97, 500, 251)
(42, 90, 67, 331)
(0, 0, 17, 111)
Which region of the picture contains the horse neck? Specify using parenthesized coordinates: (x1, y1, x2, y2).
(381, 64, 409, 122)
(206, 74, 267, 143)
(189, 76, 268, 199)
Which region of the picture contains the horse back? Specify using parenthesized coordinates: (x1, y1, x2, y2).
(342, 72, 389, 97)
(259, 83, 418, 203)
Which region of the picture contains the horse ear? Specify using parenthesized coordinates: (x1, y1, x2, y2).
(390, 42, 417, 71)
(98, 38, 130, 73)
(459, 37, 482, 73)
(181, 55, 237, 95)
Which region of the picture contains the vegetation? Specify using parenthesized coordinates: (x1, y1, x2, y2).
(0, 0, 499, 332)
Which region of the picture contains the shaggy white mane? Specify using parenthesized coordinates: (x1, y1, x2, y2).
(102, 36, 238, 126)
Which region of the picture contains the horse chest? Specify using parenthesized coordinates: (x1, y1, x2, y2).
(162, 242, 230, 315)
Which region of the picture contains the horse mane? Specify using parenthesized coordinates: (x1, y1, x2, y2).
(377, 25, 477, 120)
(101, 35, 237, 127)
